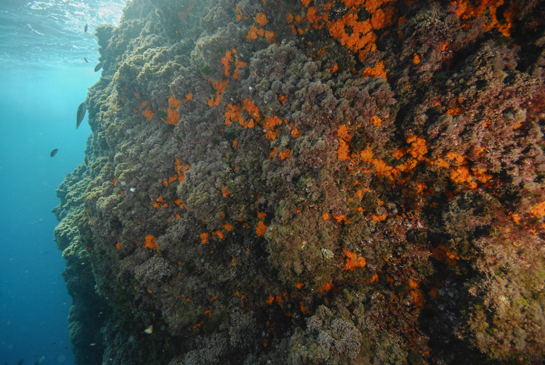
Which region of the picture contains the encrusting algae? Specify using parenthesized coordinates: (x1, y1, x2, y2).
(52, 0, 545, 364)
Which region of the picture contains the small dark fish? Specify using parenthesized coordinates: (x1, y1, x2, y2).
(52, 342, 56, 345)
(76, 102, 86, 129)
(84, 57, 89, 63)
(17, 359, 24, 365)
(84, 156, 89, 165)
(50, 148, 59, 157)
(94, 61, 104, 72)
(84, 24, 88, 32)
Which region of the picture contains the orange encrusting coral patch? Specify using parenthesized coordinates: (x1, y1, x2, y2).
(221, 49, 247, 80)
(370, 115, 382, 127)
(225, 103, 241, 126)
(166, 108, 179, 126)
(142, 106, 154, 121)
(446, 107, 464, 116)
(362, 60, 387, 79)
(337, 125, 351, 141)
(306, 6, 329, 30)
(300, 301, 311, 314)
(431, 245, 459, 266)
(343, 249, 366, 270)
(233, 59, 247, 80)
(200, 233, 209, 244)
(406, 136, 428, 158)
(222, 223, 235, 231)
(207, 79, 229, 107)
(319, 281, 334, 293)
(446, 152, 466, 164)
(256, 221, 267, 236)
(143, 235, 158, 250)
(409, 279, 425, 307)
(221, 49, 234, 77)
(243, 98, 261, 120)
(531, 201, 545, 218)
(279, 149, 291, 160)
(290, 123, 300, 137)
(247, 25, 275, 43)
(371, 214, 387, 222)
(168, 96, 183, 109)
(337, 124, 352, 161)
(371, 6, 397, 30)
(327, 12, 375, 60)
(235, 3, 242, 20)
(472, 168, 492, 183)
(451, 0, 517, 37)
(173, 158, 190, 182)
(246, 25, 260, 41)
(263, 116, 283, 140)
(450, 166, 472, 185)
(255, 13, 268, 26)
(222, 186, 230, 197)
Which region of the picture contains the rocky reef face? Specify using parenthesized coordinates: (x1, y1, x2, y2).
(53, 0, 545, 363)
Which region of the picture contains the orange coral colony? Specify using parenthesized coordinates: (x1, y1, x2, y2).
(143, 235, 158, 250)
(254, 13, 268, 26)
(142, 105, 154, 121)
(256, 221, 267, 236)
(342, 249, 366, 270)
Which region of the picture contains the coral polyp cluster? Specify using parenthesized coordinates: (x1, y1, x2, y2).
(53, 0, 545, 363)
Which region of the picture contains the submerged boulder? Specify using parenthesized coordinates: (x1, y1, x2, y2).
(54, 0, 545, 363)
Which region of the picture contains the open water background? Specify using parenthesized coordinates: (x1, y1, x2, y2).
(0, 1, 124, 364)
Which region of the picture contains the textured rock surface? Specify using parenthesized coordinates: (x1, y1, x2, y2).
(54, 0, 545, 363)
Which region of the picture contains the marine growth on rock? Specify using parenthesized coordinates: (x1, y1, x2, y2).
(53, 0, 545, 364)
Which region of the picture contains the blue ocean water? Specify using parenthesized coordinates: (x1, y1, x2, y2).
(0, 1, 124, 364)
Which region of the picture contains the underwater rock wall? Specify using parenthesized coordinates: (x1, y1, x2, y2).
(53, 0, 545, 363)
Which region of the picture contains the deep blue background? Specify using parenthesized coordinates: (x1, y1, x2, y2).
(0, 67, 99, 365)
